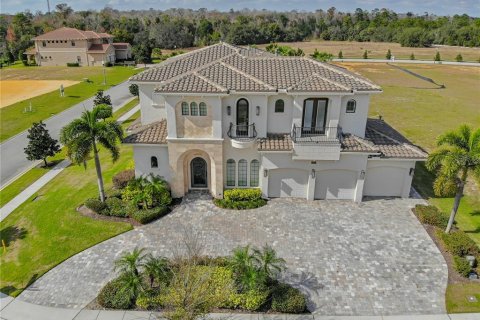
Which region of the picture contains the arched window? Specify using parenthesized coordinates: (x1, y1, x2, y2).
(226, 159, 236, 186)
(238, 159, 247, 187)
(275, 99, 285, 113)
(250, 160, 260, 187)
(181, 102, 189, 115)
(190, 102, 198, 116)
(151, 156, 158, 168)
(199, 102, 207, 116)
(346, 99, 356, 113)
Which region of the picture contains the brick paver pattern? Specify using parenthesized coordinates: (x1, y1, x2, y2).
(18, 193, 448, 316)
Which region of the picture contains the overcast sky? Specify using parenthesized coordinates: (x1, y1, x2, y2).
(1, 0, 478, 16)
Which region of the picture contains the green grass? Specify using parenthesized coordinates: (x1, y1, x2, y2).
(446, 283, 480, 313)
(112, 97, 139, 119)
(0, 66, 140, 142)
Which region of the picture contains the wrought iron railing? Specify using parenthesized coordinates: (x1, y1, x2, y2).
(291, 124, 342, 144)
(228, 123, 257, 140)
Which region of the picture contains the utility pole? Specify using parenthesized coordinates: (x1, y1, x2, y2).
(47, 0, 51, 14)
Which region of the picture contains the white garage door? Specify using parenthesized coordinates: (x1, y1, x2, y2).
(364, 166, 405, 197)
(314, 170, 357, 200)
(268, 169, 308, 198)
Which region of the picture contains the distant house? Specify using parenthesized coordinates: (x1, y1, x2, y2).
(28, 27, 132, 66)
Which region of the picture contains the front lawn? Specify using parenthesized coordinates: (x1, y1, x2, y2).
(446, 283, 480, 313)
(0, 66, 140, 142)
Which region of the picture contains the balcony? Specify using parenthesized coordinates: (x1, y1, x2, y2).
(228, 123, 257, 149)
(290, 124, 342, 160)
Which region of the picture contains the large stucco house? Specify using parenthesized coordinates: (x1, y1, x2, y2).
(125, 43, 426, 201)
(27, 27, 132, 66)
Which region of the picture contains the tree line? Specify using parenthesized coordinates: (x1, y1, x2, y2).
(1, 5, 479, 63)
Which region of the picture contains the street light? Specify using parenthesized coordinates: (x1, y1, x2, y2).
(102, 61, 107, 86)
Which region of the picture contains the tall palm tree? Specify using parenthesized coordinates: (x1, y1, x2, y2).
(252, 244, 286, 279)
(114, 247, 148, 277)
(426, 124, 480, 233)
(60, 105, 122, 202)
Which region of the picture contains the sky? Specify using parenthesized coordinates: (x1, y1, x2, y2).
(1, 0, 479, 16)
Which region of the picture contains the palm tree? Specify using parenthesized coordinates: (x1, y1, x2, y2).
(60, 105, 123, 202)
(114, 247, 148, 277)
(144, 254, 170, 288)
(252, 244, 286, 279)
(426, 124, 480, 233)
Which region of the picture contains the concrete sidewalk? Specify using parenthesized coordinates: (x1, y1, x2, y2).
(332, 58, 480, 67)
(0, 103, 140, 222)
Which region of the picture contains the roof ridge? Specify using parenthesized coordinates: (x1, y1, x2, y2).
(218, 60, 276, 90)
(316, 74, 351, 91)
(349, 133, 378, 151)
(193, 72, 229, 92)
(307, 57, 381, 90)
(154, 42, 227, 68)
(367, 125, 426, 157)
(286, 72, 319, 91)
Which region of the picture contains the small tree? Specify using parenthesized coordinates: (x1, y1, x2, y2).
(93, 90, 112, 106)
(386, 49, 392, 60)
(363, 50, 368, 59)
(410, 53, 415, 60)
(338, 50, 343, 59)
(455, 54, 463, 62)
(129, 83, 139, 96)
(434, 51, 441, 62)
(311, 49, 333, 62)
(24, 121, 60, 167)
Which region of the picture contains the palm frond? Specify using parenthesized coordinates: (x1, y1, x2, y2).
(426, 146, 452, 171)
(437, 124, 471, 151)
(469, 128, 480, 154)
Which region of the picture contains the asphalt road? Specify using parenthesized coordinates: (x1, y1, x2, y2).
(0, 80, 133, 188)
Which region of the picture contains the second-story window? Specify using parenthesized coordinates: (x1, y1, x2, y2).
(71, 41, 76, 47)
(42, 41, 46, 47)
(151, 156, 158, 168)
(346, 99, 356, 113)
(275, 99, 284, 113)
(190, 102, 198, 116)
(181, 102, 189, 115)
(199, 102, 207, 116)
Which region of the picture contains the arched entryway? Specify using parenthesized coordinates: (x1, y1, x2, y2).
(190, 157, 208, 188)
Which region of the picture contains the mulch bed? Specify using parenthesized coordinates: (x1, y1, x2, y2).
(77, 205, 142, 227)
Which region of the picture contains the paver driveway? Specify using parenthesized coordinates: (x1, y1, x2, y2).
(18, 193, 448, 316)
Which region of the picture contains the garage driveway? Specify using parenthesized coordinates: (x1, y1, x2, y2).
(18, 193, 448, 316)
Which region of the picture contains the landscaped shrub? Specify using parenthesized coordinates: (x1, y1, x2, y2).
(215, 188, 266, 210)
(106, 189, 123, 199)
(66, 62, 79, 67)
(112, 169, 135, 189)
(438, 230, 480, 257)
(105, 61, 113, 67)
(105, 197, 128, 217)
(271, 283, 307, 313)
(122, 176, 172, 209)
(414, 204, 449, 229)
(224, 188, 262, 202)
(214, 198, 267, 210)
(131, 206, 168, 224)
(84, 198, 107, 213)
(97, 277, 133, 309)
(453, 256, 472, 277)
(224, 290, 269, 311)
(136, 294, 165, 310)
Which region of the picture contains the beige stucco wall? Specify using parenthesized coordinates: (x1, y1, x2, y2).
(35, 39, 89, 66)
(175, 100, 213, 138)
(167, 140, 224, 198)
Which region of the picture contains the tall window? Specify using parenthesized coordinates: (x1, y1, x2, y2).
(275, 99, 284, 113)
(42, 41, 46, 47)
(302, 98, 328, 132)
(226, 159, 236, 186)
(181, 102, 189, 115)
(199, 102, 207, 116)
(71, 41, 75, 46)
(250, 160, 260, 187)
(151, 156, 158, 168)
(190, 102, 198, 116)
(346, 99, 356, 113)
(238, 159, 247, 187)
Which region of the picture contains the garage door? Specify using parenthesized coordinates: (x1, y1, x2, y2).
(364, 166, 405, 197)
(268, 169, 308, 198)
(314, 170, 357, 200)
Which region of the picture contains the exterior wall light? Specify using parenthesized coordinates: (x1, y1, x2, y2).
(360, 170, 365, 179)
(311, 169, 316, 179)
(256, 106, 260, 116)
(409, 168, 415, 176)
(264, 169, 268, 177)
(227, 105, 231, 116)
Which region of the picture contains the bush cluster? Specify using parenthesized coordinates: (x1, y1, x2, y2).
(439, 231, 479, 257)
(131, 206, 168, 224)
(112, 169, 135, 189)
(105, 197, 129, 217)
(84, 198, 107, 213)
(271, 283, 307, 313)
(453, 256, 472, 277)
(414, 205, 450, 229)
(97, 277, 133, 309)
(215, 188, 266, 210)
(66, 62, 79, 67)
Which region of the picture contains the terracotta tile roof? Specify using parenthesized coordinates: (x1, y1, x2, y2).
(341, 134, 378, 153)
(257, 134, 293, 151)
(113, 43, 130, 50)
(130, 42, 381, 93)
(98, 32, 113, 38)
(33, 27, 114, 41)
(123, 120, 168, 144)
(87, 44, 112, 53)
(155, 73, 228, 94)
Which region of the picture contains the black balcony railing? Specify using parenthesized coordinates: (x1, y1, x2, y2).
(228, 123, 257, 140)
(291, 124, 342, 143)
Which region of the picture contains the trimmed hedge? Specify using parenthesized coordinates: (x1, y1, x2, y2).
(271, 283, 307, 314)
(105, 197, 128, 217)
(414, 204, 449, 229)
(214, 198, 267, 210)
(97, 277, 133, 309)
(66, 62, 79, 67)
(84, 198, 107, 213)
(224, 188, 262, 201)
(112, 169, 135, 189)
(453, 256, 472, 277)
(438, 230, 480, 257)
(131, 206, 168, 224)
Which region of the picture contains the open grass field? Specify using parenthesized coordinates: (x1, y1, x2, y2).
(258, 40, 480, 62)
(0, 80, 79, 108)
(0, 66, 140, 142)
(0, 107, 140, 297)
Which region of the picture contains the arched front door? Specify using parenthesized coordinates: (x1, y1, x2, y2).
(190, 157, 207, 188)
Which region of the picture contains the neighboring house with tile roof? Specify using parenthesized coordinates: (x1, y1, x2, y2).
(27, 27, 132, 66)
(125, 42, 426, 201)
